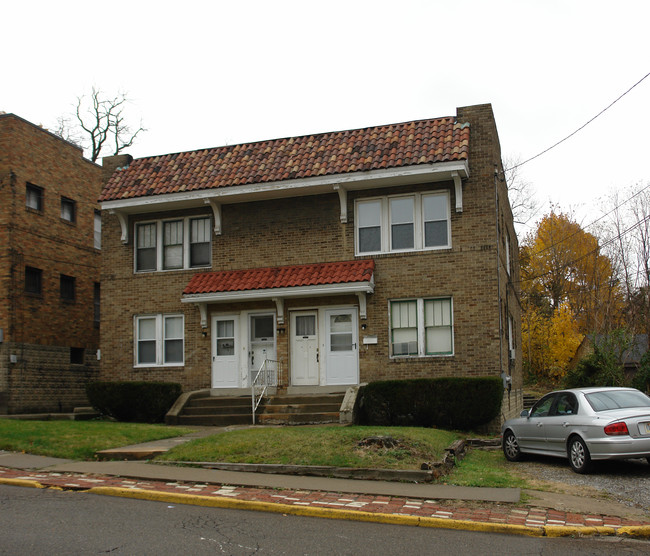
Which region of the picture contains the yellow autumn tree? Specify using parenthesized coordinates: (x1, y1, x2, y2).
(520, 211, 624, 383)
(523, 302, 583, 384)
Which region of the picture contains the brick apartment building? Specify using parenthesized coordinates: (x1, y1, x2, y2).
(99, 103, 523, 422)
(0, 113, 102, 414)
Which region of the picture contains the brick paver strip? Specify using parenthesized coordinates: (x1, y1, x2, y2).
(1, 466, 648, 531)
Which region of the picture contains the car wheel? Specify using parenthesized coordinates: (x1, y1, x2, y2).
(502, 430, 522, 462)
(568, 436, 591, 474)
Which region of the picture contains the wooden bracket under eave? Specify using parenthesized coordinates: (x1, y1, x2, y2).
(452, 172, 463, 213)
(205, 199, 222, 235)
(333, 185, 348, 223)
(109, 210, 129, 244)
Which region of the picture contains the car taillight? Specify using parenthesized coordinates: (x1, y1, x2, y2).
(604, 422, 629, 436)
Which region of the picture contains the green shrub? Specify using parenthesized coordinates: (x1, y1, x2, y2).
(564, 329, 632, 388)
(86, 381, 182, 423)
(355, 377, 503, 430)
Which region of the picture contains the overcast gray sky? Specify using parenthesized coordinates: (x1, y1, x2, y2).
(3, 1, 649, 235)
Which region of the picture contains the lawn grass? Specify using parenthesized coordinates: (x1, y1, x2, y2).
(444, 448, 528, 489)
(158, 425, 460, 470)
(0, 419, 193, 460)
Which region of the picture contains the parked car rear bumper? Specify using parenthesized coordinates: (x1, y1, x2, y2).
(586, 436, 650, 460)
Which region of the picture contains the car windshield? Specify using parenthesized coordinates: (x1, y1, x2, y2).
(585, 390, 650, 412)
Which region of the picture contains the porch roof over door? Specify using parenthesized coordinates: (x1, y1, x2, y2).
(181, 259, 375, 326)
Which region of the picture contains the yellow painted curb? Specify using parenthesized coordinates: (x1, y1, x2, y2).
(616, 525, 650, 539)
(0, 477, 45, 489)
(544, 525, 616, 538)
(86, 487, 547, 536)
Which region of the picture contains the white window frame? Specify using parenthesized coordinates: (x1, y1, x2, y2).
(355, 191, 451, 255)
(389, 297, 454, 358)
(134, 216, 211, 273)
(94, 210, 102, 250)
(134, 314, 185, 367)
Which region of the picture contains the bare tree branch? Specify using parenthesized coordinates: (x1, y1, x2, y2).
(55, 87, 146, 162)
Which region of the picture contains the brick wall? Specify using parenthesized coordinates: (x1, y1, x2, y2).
(0, 114, 102, 413)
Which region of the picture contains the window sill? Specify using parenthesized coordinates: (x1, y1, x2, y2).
(133, 364, 185, 370)
(390, 353, 454, 361)
(356, 245, 452, 258)
(134, 265, 211, 275)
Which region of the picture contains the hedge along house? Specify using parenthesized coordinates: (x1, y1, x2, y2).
(99, 103, 522, 424)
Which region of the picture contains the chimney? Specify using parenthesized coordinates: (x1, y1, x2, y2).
(102, 154, 133, 183)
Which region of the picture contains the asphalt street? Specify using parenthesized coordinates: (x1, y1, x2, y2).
(2, 485, 649, 556)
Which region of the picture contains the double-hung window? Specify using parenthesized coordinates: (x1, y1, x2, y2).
(26, 183, 44, 212)
(94, 210, 102, 250)
(135, 314, 184, 366)
(190, 217, 211, 266)
(61, 197, 76, 223)
(390, 297, 453, 357)
(356, 191, 450, 255)
(135, 216, 211, 272)
(163, 220, 183, 269)
(136, 222, 157, 271)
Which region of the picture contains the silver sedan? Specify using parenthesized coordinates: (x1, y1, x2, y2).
(501, 387, 650, 473)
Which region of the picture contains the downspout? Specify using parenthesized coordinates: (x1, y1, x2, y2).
(494, 167, 505, 388)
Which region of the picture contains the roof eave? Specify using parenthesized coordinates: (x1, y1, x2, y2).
(100, 161, 469, 214)
(181, 280, 375, 304)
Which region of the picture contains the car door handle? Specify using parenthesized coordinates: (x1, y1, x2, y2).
(562, 422, 570, 427)
(536, 423, 543, 427)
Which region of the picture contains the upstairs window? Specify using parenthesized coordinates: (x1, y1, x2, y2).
(163, 220, 183, 269)
(136, 222, 157, 271)
(26, 183, 44, 212)
(135, 216, 211, 272)
(25, 266, 42, 295)
(356, 191, 450, 255)
(60, 274, 75, 302)
(61, 197, 76, 223)
(190, 217, 211, 267)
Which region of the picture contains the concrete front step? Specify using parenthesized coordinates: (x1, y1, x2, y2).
(176, 414, 256, 426)
(266, 395, 344, 405)
(256, 412, 341, 425)
(182, 405, 260, 416)
(174, 392, 346, 426)
(262, 403, 341, 414)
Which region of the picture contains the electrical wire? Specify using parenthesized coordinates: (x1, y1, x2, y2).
(504, 71, 650, 173)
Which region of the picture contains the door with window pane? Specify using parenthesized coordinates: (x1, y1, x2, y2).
(212, 316, 239, 388)
(249, 314, 276, 385)
(290, 311, 318, 385)
(325, 308, 358, 385)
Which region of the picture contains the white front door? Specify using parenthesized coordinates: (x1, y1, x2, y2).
(290, 311, 319, 385)
(212, 315, 239, 388)
(249, 314, 276, 384)
(325, 308, 359, 385)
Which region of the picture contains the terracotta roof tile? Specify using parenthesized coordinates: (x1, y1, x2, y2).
(183, 260, 375, 296)
(101, 116, 470, 202)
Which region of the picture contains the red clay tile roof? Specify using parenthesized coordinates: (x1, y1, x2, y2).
(100, 117, 470, 202)
(183, 260, 375, 295)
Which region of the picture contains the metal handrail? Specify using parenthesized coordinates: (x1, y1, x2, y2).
(251, 358, 279, 424)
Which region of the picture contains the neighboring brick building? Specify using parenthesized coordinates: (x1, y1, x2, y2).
(99, 103, 523, 422)
(0, 114, 102, 414)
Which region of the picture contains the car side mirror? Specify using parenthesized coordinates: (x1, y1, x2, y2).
(520, 409, 530, 418)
